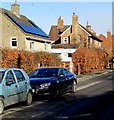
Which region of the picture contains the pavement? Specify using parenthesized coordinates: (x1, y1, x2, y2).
(77, 68, 113, 83)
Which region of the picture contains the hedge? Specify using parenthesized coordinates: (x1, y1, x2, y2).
(1, 49, 61, 74)
(72, 48, 109, 74)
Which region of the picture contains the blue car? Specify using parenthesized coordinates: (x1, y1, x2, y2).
(29, 67, 77, 99)
(0, 68, 32, 114)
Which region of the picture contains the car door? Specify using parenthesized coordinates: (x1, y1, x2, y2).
(3, 70, 19, 106)
(63, 69, 73, 90)
(13, 70, 28, 101)
(58, 68, 67, 93)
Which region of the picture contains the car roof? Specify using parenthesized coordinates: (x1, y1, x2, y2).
(0, 68, 22, 72)
(36, 67, 65, 70)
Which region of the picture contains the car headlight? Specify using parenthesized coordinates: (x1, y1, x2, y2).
(40, 82, 51, 88)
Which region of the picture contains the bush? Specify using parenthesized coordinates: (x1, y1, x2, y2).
(72, 48, 109, 74)
(1, 49, 61, 74)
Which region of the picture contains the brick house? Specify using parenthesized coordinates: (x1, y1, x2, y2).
(0, 1, 51, 52)
(99, 30, 112, 55)
(49, 13, 102, 71)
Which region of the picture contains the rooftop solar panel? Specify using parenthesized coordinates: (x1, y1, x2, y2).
(18, 22, 49, 37)
(28, 19, 39, 28)
(4, 12, 49, 38)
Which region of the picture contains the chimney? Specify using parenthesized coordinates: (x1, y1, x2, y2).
(71, 13, 78, 44)
(107, 29, 111, 38)
(86, 21, 91, 31)
(93, 30, 96, 35)
(11, 0, 20, 17)
(57, 16, 64, 27)
(72, 13, 78, 34)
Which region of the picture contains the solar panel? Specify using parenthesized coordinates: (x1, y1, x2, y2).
(4, 12, 49, 38)
(28, 19, 39, 28)
(18, 22, 49, 37)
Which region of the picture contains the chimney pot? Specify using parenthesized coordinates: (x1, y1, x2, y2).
(57, 16, 64, 28)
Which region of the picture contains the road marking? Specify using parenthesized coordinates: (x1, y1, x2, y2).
(77, 81, 102, 91)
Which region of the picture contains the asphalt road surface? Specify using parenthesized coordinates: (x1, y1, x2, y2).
(1, 70, 114, 120)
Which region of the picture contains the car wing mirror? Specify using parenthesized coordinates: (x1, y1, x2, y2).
(59, 74, 66, 79)
(59, 74, 64, 77)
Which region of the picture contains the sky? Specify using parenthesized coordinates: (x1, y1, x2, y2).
(1, 0, 113, 36)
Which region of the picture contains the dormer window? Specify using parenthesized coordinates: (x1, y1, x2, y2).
(11, 37, 17, 48)
(63, 37, 69, 44)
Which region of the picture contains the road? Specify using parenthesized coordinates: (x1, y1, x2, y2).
(1, 70, 114, 120)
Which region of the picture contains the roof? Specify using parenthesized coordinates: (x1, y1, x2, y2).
(79, 24, 103, 42)
(1, 8, 49, 38)
(51, 43, 81, 49)
(49, 23, 103, 42)
(49, 25, 71, 41)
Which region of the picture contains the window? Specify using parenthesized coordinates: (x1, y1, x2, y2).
(63, 37, 68, 44)
(14, 70, 25, 82)
(64, 68, 71, 75)
(58, 68, 64, 76)
(68, 53, 72, 57)
(30, 42, 34, 50)
(6, 71, 16, 84)
(0, 71, 4, 83)
(11, 38, 17, 48)
(44, 43, 48, 51)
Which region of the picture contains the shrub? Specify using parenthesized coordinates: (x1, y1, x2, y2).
(1, 49, 61, 74)
(72, 48, 109, 74)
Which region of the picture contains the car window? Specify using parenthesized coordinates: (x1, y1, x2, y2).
(29, 68, 59, 78)
(64, 69, 71, 75)
(58, 69, 64, 76)
(14, 70, 26, 82)
(0, 71, 4, 83)
(5, 71, 16, 84)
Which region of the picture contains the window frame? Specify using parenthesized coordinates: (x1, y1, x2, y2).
(30, 41, 35, 50)
(63, 37, 69, 44)
(14, 70, 26, 82)
(11, 37, 18, 48)
(5, 71, 16, 85)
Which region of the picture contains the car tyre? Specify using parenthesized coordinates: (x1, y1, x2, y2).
(0, 99, 4, 114)
(71, 80, 77, 93)
(26, 92, 32, 106)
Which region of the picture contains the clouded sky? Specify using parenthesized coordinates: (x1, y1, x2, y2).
(1, 0, 112, 36)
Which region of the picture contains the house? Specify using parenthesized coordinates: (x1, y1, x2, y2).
(0, 1, 52, 52)
(49, 13, 103, 71)
(99, 30, 112, 55)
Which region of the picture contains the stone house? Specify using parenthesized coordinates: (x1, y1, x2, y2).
(0, 1, 52, 52)
(49, 13, 103, 71)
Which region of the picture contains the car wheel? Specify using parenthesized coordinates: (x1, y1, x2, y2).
(0, 99, 4, 114)
(26, 92, 32, 106)
(71, 80, 77, 93)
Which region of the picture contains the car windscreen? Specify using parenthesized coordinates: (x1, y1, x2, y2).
(0, 71, 5, 83)
(29, 68, 59, 78)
